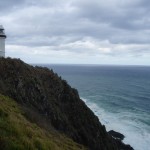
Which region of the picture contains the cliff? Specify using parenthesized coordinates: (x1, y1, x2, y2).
(0, 57, 133, 150)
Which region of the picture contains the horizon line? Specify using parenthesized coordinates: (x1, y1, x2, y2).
(31, 63, 150, 67)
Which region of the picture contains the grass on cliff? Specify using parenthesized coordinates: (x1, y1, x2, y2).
(0, 94, 86, 150)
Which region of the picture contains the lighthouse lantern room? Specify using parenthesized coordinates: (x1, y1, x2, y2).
(0, 25, 6, 57)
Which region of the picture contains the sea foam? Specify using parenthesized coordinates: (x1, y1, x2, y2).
(81, 97, 150, 150)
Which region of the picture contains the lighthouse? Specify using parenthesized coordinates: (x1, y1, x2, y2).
(0, 25, 6, 57)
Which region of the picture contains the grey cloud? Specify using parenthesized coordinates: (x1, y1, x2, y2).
(1, 0, 150, 59)
(73, 0, 150, 30)
(0, 0, 26, 14)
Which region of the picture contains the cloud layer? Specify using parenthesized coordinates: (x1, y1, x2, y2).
(1, 0, 150, 64)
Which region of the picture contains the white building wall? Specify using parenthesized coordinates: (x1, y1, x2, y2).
(0, 37, 5, 57)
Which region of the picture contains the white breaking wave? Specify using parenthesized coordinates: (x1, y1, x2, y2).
(81, 97, 150, 150)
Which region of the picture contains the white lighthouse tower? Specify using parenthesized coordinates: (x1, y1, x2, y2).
(0, 25, 6, 57)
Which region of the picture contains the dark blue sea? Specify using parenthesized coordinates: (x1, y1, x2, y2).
(40, 64, 150, 150)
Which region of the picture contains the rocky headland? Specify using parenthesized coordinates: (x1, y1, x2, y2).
(0, 57, 133, 150)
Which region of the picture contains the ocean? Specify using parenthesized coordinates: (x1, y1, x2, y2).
(41, 64, 150, 150)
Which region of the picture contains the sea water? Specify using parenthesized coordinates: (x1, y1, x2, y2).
(41, 64, 150, 150)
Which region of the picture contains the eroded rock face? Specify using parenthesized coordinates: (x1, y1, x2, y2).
(0, 58, 133, 150)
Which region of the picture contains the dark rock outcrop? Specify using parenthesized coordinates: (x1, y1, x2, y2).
(0, 57, 133, 150)
(108, 130, 125, 140)
(115, 140, 134, 150)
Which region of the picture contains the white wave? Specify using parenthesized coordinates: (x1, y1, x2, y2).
(81, 97, 150, 150)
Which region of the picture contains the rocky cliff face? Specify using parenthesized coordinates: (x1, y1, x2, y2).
(0, 58, 133, 150)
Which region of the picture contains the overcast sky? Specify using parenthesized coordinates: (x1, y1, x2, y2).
(1, 0, 150, 65)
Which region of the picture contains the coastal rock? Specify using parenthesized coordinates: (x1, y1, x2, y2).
(108, 130, 125, 140)
(115, 139, 134, 150)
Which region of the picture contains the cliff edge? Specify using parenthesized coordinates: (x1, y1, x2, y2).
(0, 57, 133, 150)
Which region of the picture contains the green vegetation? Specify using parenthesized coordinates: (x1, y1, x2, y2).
(0, 94, 86, 150)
